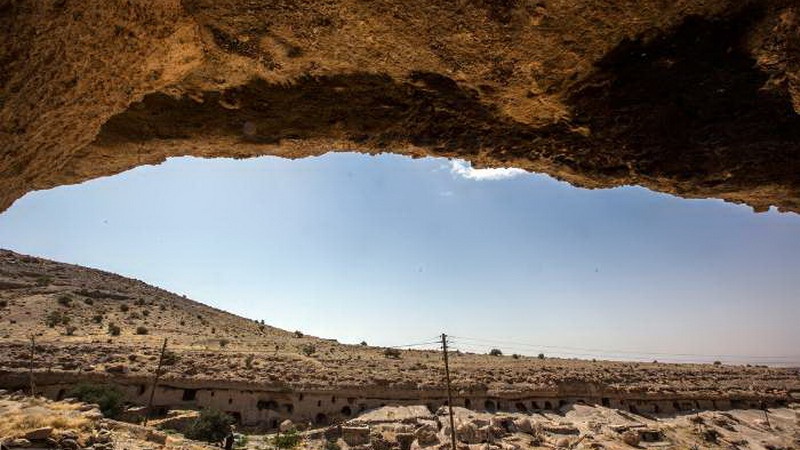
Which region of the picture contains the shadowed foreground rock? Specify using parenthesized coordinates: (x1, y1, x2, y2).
(1, 0, 799, 212)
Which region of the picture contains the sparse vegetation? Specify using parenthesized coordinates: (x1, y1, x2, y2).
(107, 323, 121, 336)
(301, 344, 316, 356)
(294, 330, 304, 338)
(384, 348, 401, 359)
(489, 348, 503, 356)
(45, 310, 69, 327)
(273, 430, 301, 449)
(35, 275, 52, 286)
(68, 383, 124, 418)
(512, 353, 521, 359)
(135, 325, 149, 335)
(185, 408, 233, 443)
(162, 350, 179, 366)
(219, 338, 229, 348)
(57, 294, 72, 307)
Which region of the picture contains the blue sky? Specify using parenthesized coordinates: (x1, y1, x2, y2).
(1, 153, 799, 365)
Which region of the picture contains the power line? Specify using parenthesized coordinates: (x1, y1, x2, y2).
(449, 335, 800, 361)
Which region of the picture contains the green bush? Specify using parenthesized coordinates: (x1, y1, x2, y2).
(45, 310, 69, 327)
(273, 430, 301, 449)
(301, 344, 316, 356)
(108, 323, 121, 336)
(68, 383, 124, 418)
(185, 409, 233, 443)
(161, 351, 179, 366)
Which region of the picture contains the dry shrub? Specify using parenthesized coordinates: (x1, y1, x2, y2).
(0, 410, 91, 437)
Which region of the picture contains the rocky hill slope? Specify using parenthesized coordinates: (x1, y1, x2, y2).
(1, 249, 798, 403)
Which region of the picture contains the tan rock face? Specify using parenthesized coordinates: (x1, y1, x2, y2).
(2, 1, 799, 213)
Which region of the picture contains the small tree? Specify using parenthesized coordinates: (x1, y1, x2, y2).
(360, 341, 368, 346)
(185, 409, 234, 443)
(68, 383, 124, 418)
(489, 348, 503, 357)
(108, 323, 121, 336)
(301, 344, 316, 356)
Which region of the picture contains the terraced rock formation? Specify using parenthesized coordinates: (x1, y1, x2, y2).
(2, 0, 800, 213)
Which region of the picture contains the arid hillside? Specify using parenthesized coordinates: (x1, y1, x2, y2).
(1, 249, 798, 401)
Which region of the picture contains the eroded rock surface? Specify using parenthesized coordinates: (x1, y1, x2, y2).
(2, 0, 799, 212)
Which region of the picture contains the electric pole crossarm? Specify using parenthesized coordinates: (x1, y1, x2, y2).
(442, 333, 457, 450)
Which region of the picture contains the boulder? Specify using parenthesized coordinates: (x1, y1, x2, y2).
(414, 424, 439, 446)
(396, 432, 415, 450)
(512, 418, 532, 434)
(279, 419, 295, 433)
(24, 427, 53, 441)
(60, 438, 80, 450)
(8, 438, 32, 448)
(621, 430, 640, 447)
(342, 426, 371, 446)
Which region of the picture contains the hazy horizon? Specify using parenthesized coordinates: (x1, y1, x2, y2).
(1, 153, 799, 366)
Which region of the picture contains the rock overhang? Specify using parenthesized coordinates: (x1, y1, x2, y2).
(1, 0, 799, 213)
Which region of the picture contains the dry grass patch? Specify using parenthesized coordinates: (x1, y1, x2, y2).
(0, 408, 91, 437)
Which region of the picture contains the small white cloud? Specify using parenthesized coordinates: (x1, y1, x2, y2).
(450, 159, 526, 181)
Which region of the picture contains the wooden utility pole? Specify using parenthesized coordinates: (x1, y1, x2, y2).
(28, 335, 36, 397)
(144, 338, 168, 426)
(441, 334, 457, 450)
